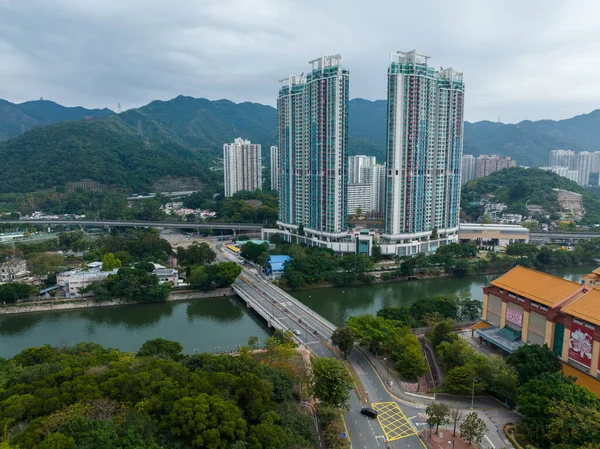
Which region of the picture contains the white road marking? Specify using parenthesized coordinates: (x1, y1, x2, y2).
(484, 435, 496, 448)
(408, 416, 417, 419)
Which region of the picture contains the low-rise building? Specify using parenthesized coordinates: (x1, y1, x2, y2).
(458, 223, 529, 248)
(581, 268, 600, 287)
(58, 269, 119, 297)
(0, 258, 27, 282)
(478, 266, 600, 396)
(154, 268, 178, 286)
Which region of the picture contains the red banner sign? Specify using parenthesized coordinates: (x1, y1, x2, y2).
(569, 321, 593, 368)
(506, 308, 523, 327)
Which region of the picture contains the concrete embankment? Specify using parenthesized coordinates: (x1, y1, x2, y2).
(0, 288, 234, 315)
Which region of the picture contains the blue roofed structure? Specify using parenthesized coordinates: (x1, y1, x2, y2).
(268, 255, 291, 273)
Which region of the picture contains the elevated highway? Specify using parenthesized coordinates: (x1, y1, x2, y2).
(529, 231, 600, 244)
(0, 218, 263, 232)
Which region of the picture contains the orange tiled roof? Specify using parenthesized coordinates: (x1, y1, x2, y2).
(562, 287, 600, 327)
(490, 265, 583, 307)
(592, 267, 600, 275)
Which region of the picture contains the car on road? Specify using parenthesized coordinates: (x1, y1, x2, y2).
(360, 407, 378, 418)
(293, 329, 301, 336)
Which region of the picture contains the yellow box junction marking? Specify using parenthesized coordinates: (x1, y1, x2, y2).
(371, 402, 417, 442)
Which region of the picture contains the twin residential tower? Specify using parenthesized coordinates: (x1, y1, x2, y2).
(269, 51, 465, 256)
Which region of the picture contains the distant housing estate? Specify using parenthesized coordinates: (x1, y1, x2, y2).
(544, 149, 600, 186)
(461, 154, 517, 185)
(223, 138, 262, 197)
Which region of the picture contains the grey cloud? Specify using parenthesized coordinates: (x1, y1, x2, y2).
(0, 0, 598, 122)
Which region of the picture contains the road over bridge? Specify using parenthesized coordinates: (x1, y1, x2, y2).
(0, 219, 264, 232)
(529, 231, 600, 244)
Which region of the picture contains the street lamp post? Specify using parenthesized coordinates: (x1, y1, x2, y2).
(471, 378, 475, 408)
(383, 358, 389, 385)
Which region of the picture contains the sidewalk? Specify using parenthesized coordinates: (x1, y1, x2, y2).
(354, 348, 519, 449)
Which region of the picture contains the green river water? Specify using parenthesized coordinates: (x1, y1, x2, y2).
(0, 265, 593, 358)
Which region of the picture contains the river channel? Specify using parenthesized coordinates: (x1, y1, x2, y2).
(0, 265, 594, 359)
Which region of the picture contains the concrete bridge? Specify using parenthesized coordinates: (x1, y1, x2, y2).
(232, 269, 337, 358)
(529, 231, 600, 244)
(0, 218, 264, 232)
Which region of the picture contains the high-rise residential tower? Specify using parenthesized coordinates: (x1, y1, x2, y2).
(277, 55, 349, 239)
(270, 145, 279, 191)
(348, 155, 376, 184)
(461, 155, 477, 185)
(383, 51, 464, 254)
(223, 138, 262, 197)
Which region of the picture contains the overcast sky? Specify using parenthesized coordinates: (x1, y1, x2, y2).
(1, 0, 598, 123)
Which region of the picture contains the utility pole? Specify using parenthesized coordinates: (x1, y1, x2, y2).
(471, 378, 475, 408)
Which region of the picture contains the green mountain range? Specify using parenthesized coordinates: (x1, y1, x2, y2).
(0, 99, 113, 141)
(1, 96, 599, 194)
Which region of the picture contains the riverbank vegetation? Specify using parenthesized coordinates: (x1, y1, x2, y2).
(0, 340, 317, 449)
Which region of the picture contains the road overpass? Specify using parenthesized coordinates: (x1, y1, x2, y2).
(0, 219, 264, 232)
(530, 231, 600, 244)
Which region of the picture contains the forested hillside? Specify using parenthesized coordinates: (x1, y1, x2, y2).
(0, 99, 112, 141)
(461, 167, 600, 223)
(2, 95, 600, 194)
(0, 341, 316, 448)
(0, 118, 217, 193)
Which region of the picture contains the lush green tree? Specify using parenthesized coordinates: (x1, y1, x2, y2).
(442, 364, 486, 395)
(137, 338, 183, 359)
(426, 403, 450, 433)
(331, 327, 355, 360)
(506, 344, 562, 385)
(101, 253, 122, 271)
(35, 432, 75, 449)
(459, 412, 487, 444)
(165, 394, 246, 448)
(516, 372, 599, 445)
(27, 252, 65, 276)
(177, 243, 216, 266)
(431, 320, 457, 348)
(240, 242, 269, 263)
(85, 267, 171, 302)
(505, 243, 540, 257)
(311, 358, 354, 409)
(113, 250, 132, 266)
(395, 341, 428, 381)
(0, 282, 36, 303)
(410, 295, 459, 325)
(371, 242, 383, 262)
(376, 306, 411, 326)
(346, 315, 398, 353)
(188, 262, 241, 291)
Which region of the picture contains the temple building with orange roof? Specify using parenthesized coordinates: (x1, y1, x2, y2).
(477, 265, 600, 396)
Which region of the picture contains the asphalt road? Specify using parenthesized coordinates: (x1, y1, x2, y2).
(171, 233, 505, 449)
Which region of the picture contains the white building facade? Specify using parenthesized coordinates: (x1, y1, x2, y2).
(348, 155, 376, 184)
(461, 155, 477, 185)
(223, 138, 262, 197)
(347, 183, 372, 216)
(360, 163, 386, 214)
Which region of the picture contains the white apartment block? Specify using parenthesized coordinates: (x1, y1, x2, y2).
(270, 145, 279, 191)
(360, 163, 386, 214)
(223, 138, 262, 197)
(461, 155, 477, 185)
(348, 155, 376, 184)
(347, 183, 372, 216)
(539, 166, 579, 183)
